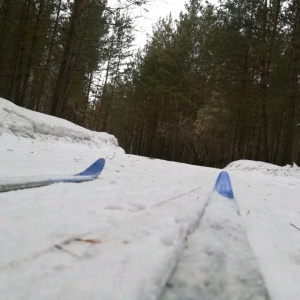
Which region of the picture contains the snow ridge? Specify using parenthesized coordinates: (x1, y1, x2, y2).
(226, 160, 300, 179)
(0, 98, 121, 150)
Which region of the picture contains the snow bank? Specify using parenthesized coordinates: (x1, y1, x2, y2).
(0, 98, 122, 151)
(226, 160, 300, 179)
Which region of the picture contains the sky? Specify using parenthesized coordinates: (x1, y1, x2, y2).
(133, 0, 187, 47)
(108, 0, 188, 48)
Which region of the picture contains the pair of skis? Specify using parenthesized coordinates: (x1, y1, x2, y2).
(1, 156, 234, 195)
(0, 158, 106, 193)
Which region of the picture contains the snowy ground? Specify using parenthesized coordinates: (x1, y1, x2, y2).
(0, 98, 299, 300)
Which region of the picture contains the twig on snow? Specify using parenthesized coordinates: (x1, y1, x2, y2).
(54, 245, 80, 257)
(74, 238, 101, 244)
(290, 223, 300, 232)
(107, 152, 116, 160)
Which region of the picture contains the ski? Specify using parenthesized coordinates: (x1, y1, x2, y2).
(213, 170, 234, 199)
(159, 171, 270, 300)
(0, 158, 106, 193)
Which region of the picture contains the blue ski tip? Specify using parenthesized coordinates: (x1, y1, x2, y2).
(76, 158, 106, 177)
(213, 171, 234, 199)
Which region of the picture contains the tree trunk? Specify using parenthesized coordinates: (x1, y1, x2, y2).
(12, 0, 33, 106)
(253, 0, 282, 162)
(50, 0, 85, 118)
(21, 0, 44, 108)
(279, 0, 300, 164)
(0, 0, 8, 51)
(36, 0, 62, 112)
(0, 0, 9, 94)
(82, 71, 93, 125)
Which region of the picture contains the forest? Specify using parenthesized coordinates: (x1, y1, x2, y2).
(0, 0, 299, 168)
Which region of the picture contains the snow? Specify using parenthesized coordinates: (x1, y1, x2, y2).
(0, 98, 299, 299)
(227, 160, 300, 179)
(160, 193, 269, 300)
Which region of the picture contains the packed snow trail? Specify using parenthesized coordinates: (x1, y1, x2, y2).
(0, 162, 214, 300)
(159, 192, 270, 300)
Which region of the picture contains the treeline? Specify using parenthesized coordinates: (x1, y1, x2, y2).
(1, 0, 299, 167)
(0, 0, 139, 122)
(104, 0, 300, 167)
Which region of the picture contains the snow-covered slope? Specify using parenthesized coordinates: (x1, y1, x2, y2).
(0, 98, 299, 300)
(227, 159, 300, 179)
(0, 99, 120, 152)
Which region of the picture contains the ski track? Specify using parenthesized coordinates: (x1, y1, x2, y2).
(0, 186, 210, 300)
(0, 185, 206, 270)
(159, 193, 270, 300)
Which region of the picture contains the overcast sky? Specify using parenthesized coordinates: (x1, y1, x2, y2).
(108, 0, 188, 48)
(133, 0, 187, 47)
